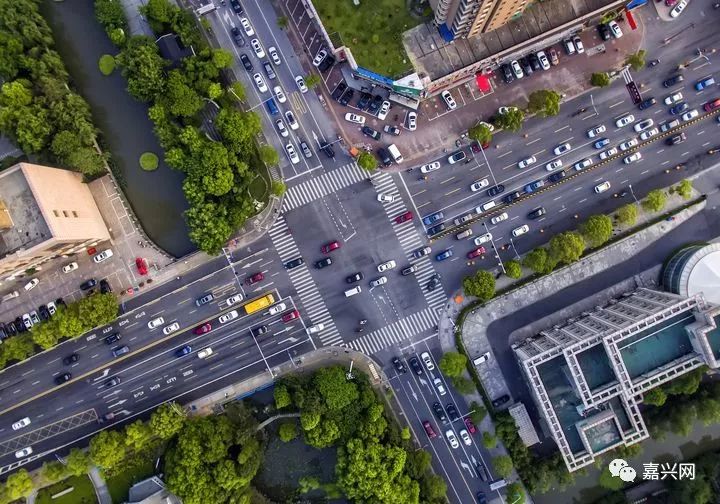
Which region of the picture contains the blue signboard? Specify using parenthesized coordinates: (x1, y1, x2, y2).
(626, 0, 648, 9)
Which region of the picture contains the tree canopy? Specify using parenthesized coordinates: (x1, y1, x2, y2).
(438, 352, 467, 378)
(493, 108, 525, 131)
(468, 123, 493, 145)
(642, 189, 667, 212)
(580, 214, 613, 247)
(463, 269, 496, 300)
(527, 90, 561, 117)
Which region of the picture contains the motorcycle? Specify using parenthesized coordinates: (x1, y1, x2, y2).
(359, 319, 368, 325)
(648, 59, 660, 67)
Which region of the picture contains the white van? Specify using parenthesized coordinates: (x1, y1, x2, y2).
(475, 200, 496, 214)
(456, 229, 473, 240)
(344, 286, 362, 297)
(387, 144, 403, 164)
(1, 291, 19, 302)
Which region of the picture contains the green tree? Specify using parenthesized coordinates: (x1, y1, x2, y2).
(420, 474, 447, 502)
(643, 387, 667, 407)
(277, 16, 289, 28)
(185, 201, 234, 254)
(527, 89, 561, 117)
(149, 402, 187, 439)
(438, 352, 467, 378)
(463, 269, 495, 301)
(469, 402, 487, 425)
(523, 247, 550, 274)
(482, 431, 496, 449)
(40, 461, 67, 484)
(162, 70, 203, 117)
(89, 429, 127, 470)
(405, 450, 432, 480)
(95, 0, 128, 36)
(125, 420, 155, 451)
(493, 108, 525, 132)
(616, 203, 638, 226)
(451, 376, 476, 394)
(548, 231, 585, 266)
(358, 151, 377, 171)
(259, 144, 279, 166)
(314, 366, 359, 411)
(625, 50, 646, 71)
(305, 74, 321, 88)
(505, 260, 522, 279)
(666, 367, 705, 396)
(506, 482, 525, 504)
(66, 448, 91, 477)
(278, 421, 298, 442)
(580, 214, 613, 247)
(674, 179, 692, 200)
(468, 123, 493, 145)
(599, 466, 624, 490)
(591, 72, 610, 87)
(31, 321, 60, 349)
(492, 455, 514, 479)
(228, 81, 245, 101)
(271, 180, 286, 197)
(77, 293, 119, 329)
(274, 384, 292, 409)
(668, 405, 696, 436)
(401, 427, 411, 440)
(304, 417, 341, 448)
(117, 36, 167, 102)
(642, 189, 667, 212)
(298, 476, 321, 493)
(3, 469, 34, 500)
(696, 398, 720, 426)
(215, 108, 261, 154)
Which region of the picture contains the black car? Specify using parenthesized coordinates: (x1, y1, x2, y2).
(331, 82, 348, 101)
(55, 372, 72, 385)
(240, 53, 253, 72)
(106, 376, 121, 388)
(346, 272, 364, 283)
(427, 223, 445, 236)
(401, 265, 417, 276)
(503, 191, 522, 204)
(519, 57, 533, 76)
(377, 147, 392, 166)
(409, 357, 423, 375)
(229, 0, 243, 14)
(112, 345, 130, 358)
(284, 257, 304, 270)
(491, 394, 511, 408)
(487, 184, 505, 197)
(315, 257, 332, 269)
(80, 278, 97, 291)
(56, 297, 67, 309)
(663, 75, 684, 87)
(597, 23, 611, 41)
(38, 305, 50, 321)
(476, 491, 487, 504)
(528, 207, 546, 219)
(368, 95, 383, 114)
(251, 325, 269, 337)
(97, 412, 116, 424)
(339, 88, 354, 106)
(500, 64, 514, 84)
(391, 357, 407, 374)
(5, 321, 17, 337)
(357, 92, 372, 110)
(15, 316, 27, 333)
(230, 27, 245, 47)
(319, 141, 335, 158)
(100, 279, 112, 294)
(318, 55, 335, 72)
(432, 402, 448, 424)
(638, 97, 657, 110)
(476, 462, 489, 482)
(666, 132, 686, 145)
(446, 403, 460, 422)
(104, 332, 121, 345)
(528, 53, 542, 72)
(63, 353, 79, 366)
(361, 126, 381, 140)
(0, 324, 7, 340)
(426, 273, 441, 292)
(547, 170, 566, 183)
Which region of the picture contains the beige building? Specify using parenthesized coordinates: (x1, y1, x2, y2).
(431, 0, 531, 39)
(0, 162, 110, 281)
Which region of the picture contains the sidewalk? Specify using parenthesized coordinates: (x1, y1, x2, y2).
(89, 466, 112, 504)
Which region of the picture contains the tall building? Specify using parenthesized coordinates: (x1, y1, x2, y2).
(512, 288, 720, 472)
(431, 0, 531, 40)
(0, 162, 111, 282)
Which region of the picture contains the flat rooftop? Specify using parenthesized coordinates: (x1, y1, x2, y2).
(0, 167, 49, 260)
(704, 314, 720, 361)
(577, 343, 616, 390)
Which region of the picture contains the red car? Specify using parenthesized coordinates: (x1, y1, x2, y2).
(704, 98, 720, 112)
(282, 309, 300, 323)
(464, 417, 477, 434)
(467, 247, 486, 259)
(321, 241, 341, 254)
(246, 272, 264, 285)
(193, 323, 211, 335)
(423, 420, 437, 439)
(135, 258, 148, 275)
(395, 211, 413, 224)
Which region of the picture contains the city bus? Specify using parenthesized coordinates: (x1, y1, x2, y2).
(243, 293, 275, 315)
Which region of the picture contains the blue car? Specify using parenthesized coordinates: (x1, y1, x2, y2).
(523, 180, 544, 193)
(669, 102, 689, 115)
(594, 138, 610, 149)
(436, 249, 453, 261)
(422, 211, 444, 226)
(695, 76, 716, 91)
(176, 345, 192, 357)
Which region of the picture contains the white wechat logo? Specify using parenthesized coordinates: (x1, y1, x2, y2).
(608, 458, 637, 482)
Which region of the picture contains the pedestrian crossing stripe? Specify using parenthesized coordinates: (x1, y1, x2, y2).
(281, 162, 368, 212)
(347, 307, 440, 355)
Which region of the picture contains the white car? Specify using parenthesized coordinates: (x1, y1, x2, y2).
(554, 143, 571, 155)
(275, 119, 288, 137)
(197, 347, 214, 359)
(517, 156, 536, 169)
(273, 86, 286, 103)
(312, 48, 327, 66)
(664, 92, 683, 105)
(163, 322, 180, 335)
(377, 193, 395, 203)
(377, 260, 397, 272)
(285, 111, 299, 130)
(633, 119, 654, 132)
(474, 352, 490, 364)
(474, 232, 493, 245)
(546, 159, 563, 171)
(420, 161, 441, 173)
(406, 111, 417, 131)
(24, 279, 39, 291)
(46, 301, 57, 316)
(510, 60, 524, 79)
(225, 294, 243, 307)
(433, 378, 447, 396)
(345, 113, 365, 125)
(470, 179, 489, 192)
(219, 310, 239, 324)
(608, 20, 623, 38)
(268, 302, 287, 315)
(295, 75, 308, 93)
(615, 114, 635, 127)
(147, 317, 164, 329)
(595, 181, 611, 193)
(490, 212, 508, 225)
(285, 143, 300, 164)
(306, 323, 325, 334)
(682, 109, 699, 121)
(574, 158, 593, 170)
(93, 249, 114, 263)
(512, 224, 530, 237)
(250, 38, 265, 58)
(445, 430, 459, 448)
(377, 100, 390, 120)
(420, 351, 435, 370)
(268, 46, 281, 66)
(640, 128, 659, 141)
(619, 138, 639, 151)
(12, 417, 31, 431)
(670, 0, 688, 17)
(239, 17, 254, 36)
(15, 447, 32, 459)
(537, 50, 551, 70)
(441, 90, 457, 110)
(459, 429, 472, 446)
(62, 262, 79, 273)
(22, 314, 32, 330)
(587, 124, 606, 138)
(477, 121, 495, 132)
(599, 147, 618, 160)
(573, 36, 585, 54)
(624, 152, 642, 164)
(370, 276, 387, 287)
(253, 73, 267, 93)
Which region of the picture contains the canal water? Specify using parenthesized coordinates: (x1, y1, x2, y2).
(42, 0, 194, 257)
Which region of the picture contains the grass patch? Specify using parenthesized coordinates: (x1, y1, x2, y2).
(139, 152, 159, 171)
(247, 147, 271, 205)
(105, 459, 155, 504)
(36, 474, 97, 504)
(312, 0, 421, 78)
(98, 54, 115, 75)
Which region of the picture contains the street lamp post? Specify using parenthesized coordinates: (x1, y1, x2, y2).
(628, 184, 646, 224)
(483, 222, 506, 274)
(509, 238, 521, 260)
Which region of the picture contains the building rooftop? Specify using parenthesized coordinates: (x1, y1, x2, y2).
(0, 166, 50, 261)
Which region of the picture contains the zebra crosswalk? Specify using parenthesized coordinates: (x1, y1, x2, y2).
(281, 161, 368, 212)
(348, 307, 439, 355)
(267, 217, 342, 347)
